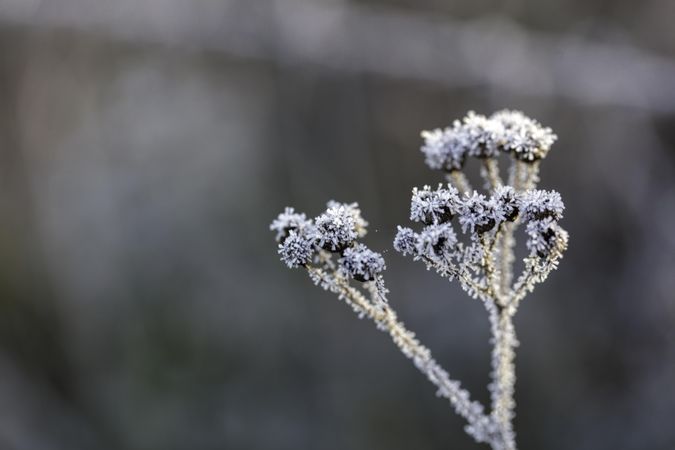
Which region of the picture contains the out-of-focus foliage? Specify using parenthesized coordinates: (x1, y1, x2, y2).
(0, 1, 674, 449)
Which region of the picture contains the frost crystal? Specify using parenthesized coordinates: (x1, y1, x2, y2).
(420, 127, 468, 172)
(460, 111, 503, 159)
(339, 244, 386, 282)
(458, 192, 497, 234)
(491, 110, 557, 162)
(521, 189, 564, 222)
(410, 184, 461, 225)
(326, 200, 369, 238)
(270, 207, 313, 242)
(393, 226, 418, 256)
(278, 230, 316, 268)
(314, 205, 358, 251)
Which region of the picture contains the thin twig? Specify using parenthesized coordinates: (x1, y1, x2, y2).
(496, 222, 517, 298)
(482, 159, 503, 190)
(522, 161, 540, 191)
(447, 171, 472, 194)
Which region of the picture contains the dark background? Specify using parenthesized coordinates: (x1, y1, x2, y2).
(1, 1, 674, 449)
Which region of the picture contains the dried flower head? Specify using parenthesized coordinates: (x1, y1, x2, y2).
(458, 191, 497, 234)
(314, 205, 358, 252)
(270, 207, 313, 243)
(416, 222, 458, 259)
(278, 230, 316, 268)
(521, 189, 565, 222)
(410, 184, 461, 225)
(393, 226, 418, 257)
(525, 217, 568, 260)
(491, 110, 557, 162)
(339, 244, 386, 282)
(420, 127, 468, 172)
(491, 185, 521, 222)
(327, 200, 369, 238)
(460, 111, 503, 159)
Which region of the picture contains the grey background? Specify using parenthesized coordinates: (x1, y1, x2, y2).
(0, 0, 674, 449)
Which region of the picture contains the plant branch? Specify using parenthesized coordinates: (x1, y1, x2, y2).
(447, 171, 472, 194)
(482, 159, 503, 190)
(496, 222, 517, 298)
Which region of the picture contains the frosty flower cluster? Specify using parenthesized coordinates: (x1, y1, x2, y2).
(394, 184, 567, 283)
(421, 110, 556, 171)
(270, 202, 385, 282)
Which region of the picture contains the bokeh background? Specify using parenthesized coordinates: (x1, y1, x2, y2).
(1, 1, 675, 449)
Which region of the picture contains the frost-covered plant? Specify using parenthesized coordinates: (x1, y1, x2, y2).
(270, 110, 568, 450)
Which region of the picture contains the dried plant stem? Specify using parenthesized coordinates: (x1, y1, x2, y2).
(508, 160, 539, 191)
(523, 161, 540, 190)
(480, 234, 501, 301)
(496, 222, 517, 296)
(489, 306, 518, 450)
(483, 228, 518, 450)
(508, 159, 523, 190)
(448, 171, 472, 194)
(482, 159, 503, 189)
(307, 266, 497, 444)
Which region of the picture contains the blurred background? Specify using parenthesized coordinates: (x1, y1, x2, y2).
(1, 0, 674, 449)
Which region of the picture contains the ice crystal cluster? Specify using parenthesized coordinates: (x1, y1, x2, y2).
(270, 110, 569, 450)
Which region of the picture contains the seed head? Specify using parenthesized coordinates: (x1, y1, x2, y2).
(270, 207, 313, 243)
(393, 226, 418, 257)
(525, 218, 566, 259)
(491, 186, 521, 222)
(410, 184, 461, 225)
(521, 189, 564, 222)
(416, 223, 458, 259)
(314, 205, 359, 252)
(339, 244, 386, 282)
(278, 230, 316, 268)
(458, 192, 497, 234)
(326, 200, 369, 238)
(459, 111, 503, 159)
(491, 110, 557, 162)
(420, 126, 468, 172)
